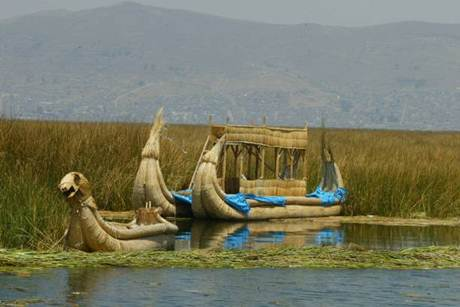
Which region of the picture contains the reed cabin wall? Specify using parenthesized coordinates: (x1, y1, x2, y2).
(216, 143, 308, 195)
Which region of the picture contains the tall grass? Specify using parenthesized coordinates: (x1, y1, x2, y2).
(0, 119, 459, 249)
(324, 129, 460, 217)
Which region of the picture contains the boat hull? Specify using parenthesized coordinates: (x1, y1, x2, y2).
(66, 198, 178, 252)
(192, 140, 343, 220)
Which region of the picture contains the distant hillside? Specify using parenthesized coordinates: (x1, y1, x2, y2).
(1, 1, 460, 130)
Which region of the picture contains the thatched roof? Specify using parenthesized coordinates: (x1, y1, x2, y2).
(211, 124, 308, 149)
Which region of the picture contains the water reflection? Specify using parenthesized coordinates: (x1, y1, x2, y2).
(343, 223, 460, 250)
(174, 219, 460, 251)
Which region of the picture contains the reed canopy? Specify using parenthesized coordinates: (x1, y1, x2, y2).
(195, 124, 310, 196)
(211, 125, 308, 149)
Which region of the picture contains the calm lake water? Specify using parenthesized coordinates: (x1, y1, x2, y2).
(1, 268, 460, 306)
(174, 219, 460, 251)
(2, 221, 460, 306)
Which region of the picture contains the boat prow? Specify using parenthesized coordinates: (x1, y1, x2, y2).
(131, 108, 192, 217)
(59, 172, 178, 252)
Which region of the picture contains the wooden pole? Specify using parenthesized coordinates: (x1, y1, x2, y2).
(289, 149, 294, 179)
(232, 146, 240, 192)
(247, 147, 252, 179)
(240, 146, 245, 178)
(303, 149, 308, 181)
(282, 149, 288, 179)
(275, 148, 280, 179)
(303, 121, 308, 182)
(231, 145, 239, 176)
(260, 146, 265, 179)
(254, 146, 259, 179)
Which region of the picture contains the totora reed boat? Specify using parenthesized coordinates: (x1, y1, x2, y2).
(58, 172, 178, 252)
(131, 108, 193, 217)
(191, 124, 348, 220)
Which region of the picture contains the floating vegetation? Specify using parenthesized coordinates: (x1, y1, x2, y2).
(1, 246, 460, 271)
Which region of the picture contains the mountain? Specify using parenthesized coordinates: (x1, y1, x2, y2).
(1, 1, 459, 130)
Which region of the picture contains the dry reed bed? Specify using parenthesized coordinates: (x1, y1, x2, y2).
(0, 119, 459, 249)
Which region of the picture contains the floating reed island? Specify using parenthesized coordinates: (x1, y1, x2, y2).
(2, 246, 460, 271)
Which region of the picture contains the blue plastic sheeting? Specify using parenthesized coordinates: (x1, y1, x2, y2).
(172, 190, 192, 206)
(224, 226, 250, 249)
(224, 193, 286, 214)
(307, 186, 348, 206)
(314, 229, 345, 246)
(175, 231, 192, 241)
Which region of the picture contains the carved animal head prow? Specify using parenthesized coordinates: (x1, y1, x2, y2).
(58, 172, 92, 201)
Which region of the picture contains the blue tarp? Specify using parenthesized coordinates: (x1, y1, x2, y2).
(307, 186, 348, 206)
(175, 231, 192, 241)
(172, 186, 348, 212)
(224, 193, 286, 214)
(172, 190, 193, 206)
(224, 226, 250, 249)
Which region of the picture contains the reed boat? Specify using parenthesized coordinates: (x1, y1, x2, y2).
(58, 172, 178, 252)
(131, 109, 192, 217)
(192, 124, 347, 220)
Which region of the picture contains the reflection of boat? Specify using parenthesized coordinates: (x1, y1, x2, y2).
(59, 172, 178, 252)
(131, 109, 192, 217)
(179, 219, 342, 250)
(192, 124, 347, 220)
(314, 229, 345, 246)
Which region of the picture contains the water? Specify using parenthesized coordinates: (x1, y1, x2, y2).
(174, 219, 460, 251)
(1, 268, 460, 306)
(2, 221, 459, 305)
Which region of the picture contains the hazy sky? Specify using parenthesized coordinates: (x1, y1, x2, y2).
(1, 0, 460, 26)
